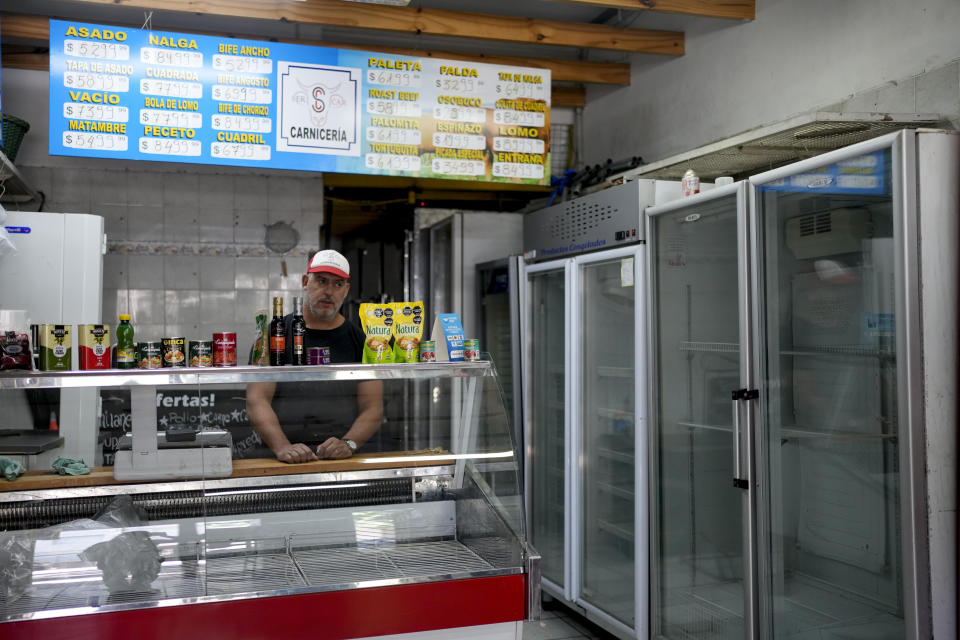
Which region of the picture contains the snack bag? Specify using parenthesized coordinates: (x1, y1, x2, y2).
(0, 331, 32, 371)
(251, 309, 269, 366)
(391, 301, 424, 363)
(359, 303, 394, 364)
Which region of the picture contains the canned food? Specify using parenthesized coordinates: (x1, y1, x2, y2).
(213, 332, 237, 367)
(161, 337, 186, 368)
(308, 346, 331, 365)
(189, 340, 213, 367)
(419, 340, 436, 363)
(463, 338, 480, 361)
(139, 341, 162, 369)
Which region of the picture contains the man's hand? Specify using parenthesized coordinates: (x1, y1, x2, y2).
(316, 437, 354, 460)
(275, 443, 319, 464)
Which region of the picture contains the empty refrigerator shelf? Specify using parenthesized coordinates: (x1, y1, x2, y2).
(294, 540, 497, 587)
(676, 421, 733, 434)
(597, 407, 634, 420)
(597, 448, 634, 463)
(596, 366, 634, 378)
(679, 341, 739, 353)
(0, 558, 206, 619)
(597, 481, 634, 499)
(205, 553, 307, 595)
(782, 345, 895, 359)
(597, 519, 634, 541)
(780, 426, 896, 442)
(0, 540, 515, 620)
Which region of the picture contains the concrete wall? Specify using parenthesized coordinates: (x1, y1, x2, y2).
(2, 68, 324, 359)
(583, 0, 960, 165)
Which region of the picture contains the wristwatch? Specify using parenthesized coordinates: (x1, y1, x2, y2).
(342, 438, 358, 453)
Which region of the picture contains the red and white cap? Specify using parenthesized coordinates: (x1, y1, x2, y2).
(307, 249, 350, 279)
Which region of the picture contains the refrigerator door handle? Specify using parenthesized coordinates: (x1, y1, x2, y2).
(731, 388, 758, 489)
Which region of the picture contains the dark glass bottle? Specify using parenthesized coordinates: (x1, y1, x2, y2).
(291, 296, 306, 366)
(269, 296, 286, 366)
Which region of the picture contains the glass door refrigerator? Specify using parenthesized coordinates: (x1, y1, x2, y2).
(521, 180, 664, 639)
(645, 129, 957, 640)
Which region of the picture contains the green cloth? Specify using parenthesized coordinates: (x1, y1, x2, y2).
(0, 456, 24, 481)
(52, 457, 90, 476)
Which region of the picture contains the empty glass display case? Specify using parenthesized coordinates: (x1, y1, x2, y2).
(0, 362, 537, 640)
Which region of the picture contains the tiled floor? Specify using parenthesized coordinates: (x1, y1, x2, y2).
(522, 599, 622, 639)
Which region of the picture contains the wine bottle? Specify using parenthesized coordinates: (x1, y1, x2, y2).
(291, 296, 306, 366)
(269, 296, 286, 366)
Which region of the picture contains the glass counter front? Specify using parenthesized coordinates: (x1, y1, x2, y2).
(0, 362, 536, 637)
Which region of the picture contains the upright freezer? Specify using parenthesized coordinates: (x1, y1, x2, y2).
(521, 179, 666, 639)
(644, 129, 957, 640)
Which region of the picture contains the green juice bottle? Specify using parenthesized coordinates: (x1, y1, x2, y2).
(116, 314, 136, 369)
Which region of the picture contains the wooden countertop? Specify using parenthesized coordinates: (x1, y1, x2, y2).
(0, 449, 456, 492)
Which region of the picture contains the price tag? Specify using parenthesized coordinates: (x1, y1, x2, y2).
(139, 109, 203, 128)
(433, 105, 485, 123)
(211, 114, 272, 133)
(63, 103, 129, 123)
(432, 133, 486, 150)
(364, 154, 421, 172)
(64, 39, 129, 60)
(493, 109, 545, 127)
(140, 79, 202, 99)
(492, 162, 544, 180)
(138, 137, 202, 156)
(140, 47, 203, 67)
(366, 99, 421, 117)
(367, 70, 420, 88)
(493, 136, 544, 154)
(366, 127, 422, 145)
(213, 54, 273, 74)
(63, 131, 128, 151)
(211, 84, 272, 104)
(210, 142, 272, 161)
(64, 72, 130, 92)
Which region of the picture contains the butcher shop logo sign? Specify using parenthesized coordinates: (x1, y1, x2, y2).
(278, 62, 361, 156)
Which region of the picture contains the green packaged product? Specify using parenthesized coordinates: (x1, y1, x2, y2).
(39, 324, 71, 371)
(359, 303, 394, 364)
(251, 308, 269, 366)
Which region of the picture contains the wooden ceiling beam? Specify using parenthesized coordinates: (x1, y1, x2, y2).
(59, 0, 683, 54)
(1, 13, 629, 88)
(0, 42, 588, 108)
(542, 0, 754, 20)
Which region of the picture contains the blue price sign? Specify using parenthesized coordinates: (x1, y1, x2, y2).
(48, 20, 552, 184)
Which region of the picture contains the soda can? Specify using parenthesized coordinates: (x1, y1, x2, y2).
(161, 337, 186, 367)
(189, 340, 213, 367)
(308, 346, 331, 365)
(213, 332, 237, 367)
(139, 341, 163, 369)
(418, 340, 437, 363)
(463, 338, 480, 361)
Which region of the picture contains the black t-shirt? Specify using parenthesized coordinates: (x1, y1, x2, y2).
(270, 314, 366, 447)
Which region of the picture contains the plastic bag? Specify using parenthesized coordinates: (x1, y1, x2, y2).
(82, 495, 161, 594)
(0, 532, 34, 602)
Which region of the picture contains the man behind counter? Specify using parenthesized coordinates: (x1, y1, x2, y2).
(246, 250, 383, 463)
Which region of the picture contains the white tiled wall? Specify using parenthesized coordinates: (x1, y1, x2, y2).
(20, 165, 324, 359)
